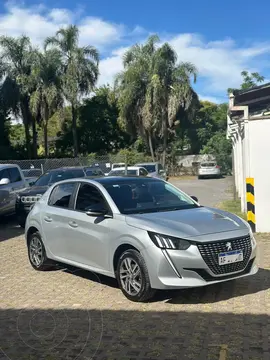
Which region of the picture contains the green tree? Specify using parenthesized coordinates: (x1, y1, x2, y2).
(30, 49, 63, 157)
(0, 35, 36, 158)
(56, 86, 130, 156)
(200, 132, 232, 174)
(116, 35, 197, 165)
(228, 70, 265, 93)
(44, 25, 99, 156)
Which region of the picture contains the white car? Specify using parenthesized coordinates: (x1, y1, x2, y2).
(107, 166, 149, 177)
(198, 162, 221, 179)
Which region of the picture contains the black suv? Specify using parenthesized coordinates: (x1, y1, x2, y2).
(16, 167, 87, 227)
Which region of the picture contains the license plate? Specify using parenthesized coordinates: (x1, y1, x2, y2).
(218, 250, 243, 265)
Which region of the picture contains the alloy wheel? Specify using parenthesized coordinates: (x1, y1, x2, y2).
(29, 236, 44, 267)
(119, 257, 142, 296)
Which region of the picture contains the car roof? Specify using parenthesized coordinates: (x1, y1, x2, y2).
(135, 162, 158, 165)
(109, 166, 142, 170)
(0, 164, 20, 169)
(44, 166, 86, 173)
(94, 176, 162, 185)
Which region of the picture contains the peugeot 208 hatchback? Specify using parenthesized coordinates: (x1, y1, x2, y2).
(25, 176, 258, 302)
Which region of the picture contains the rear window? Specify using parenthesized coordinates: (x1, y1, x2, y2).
(200, 162, 216, 167)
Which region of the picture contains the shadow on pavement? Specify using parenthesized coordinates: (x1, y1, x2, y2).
(0, 215, 24, 242)
(55, 263, 270, 305)
(0, 308, 268, 360)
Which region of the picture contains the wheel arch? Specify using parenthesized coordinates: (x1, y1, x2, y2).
(113, 243, 140, 273)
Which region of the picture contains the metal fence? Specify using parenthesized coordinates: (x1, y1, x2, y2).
(0, 153, 232, 176)
(0, 155, 128, 174)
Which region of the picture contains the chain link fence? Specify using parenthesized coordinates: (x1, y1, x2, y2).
(0, 155, 128, 174)
(0, 153, 232, 176)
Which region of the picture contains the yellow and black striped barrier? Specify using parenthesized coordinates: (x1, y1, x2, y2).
(246, 177, 256, 232)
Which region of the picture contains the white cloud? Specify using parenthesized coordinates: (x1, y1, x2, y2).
(168, 33, 270, 93)
(0, 2, 127, 49)
(0, 2, 270, 100)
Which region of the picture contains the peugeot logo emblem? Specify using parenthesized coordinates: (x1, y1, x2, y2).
(226, 242, 232, 251)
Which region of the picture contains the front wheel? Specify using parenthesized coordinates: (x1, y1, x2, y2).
(27, 232, 52, 271)
(116, 249, 156, 302)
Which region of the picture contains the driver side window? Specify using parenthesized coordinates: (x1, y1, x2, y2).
(75, 183, 107, 212)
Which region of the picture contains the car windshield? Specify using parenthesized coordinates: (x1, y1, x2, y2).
(109, 169, 137, 176)
(34, 169, 85, 186)
(104, 179, 198, 214)
(137, 164, 156, 173)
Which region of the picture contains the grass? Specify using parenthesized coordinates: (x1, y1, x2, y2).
(216, 199, 247, 220)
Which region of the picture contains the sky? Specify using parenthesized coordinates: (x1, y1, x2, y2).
(0, 0, 270, 104)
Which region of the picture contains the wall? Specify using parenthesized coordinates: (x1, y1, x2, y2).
(248, 118, 270, 232)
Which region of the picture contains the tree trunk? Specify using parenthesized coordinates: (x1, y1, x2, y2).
(162, 115, 168, 168)
(44, 120, 48, 158)
(20, 99, 32, 158)
(148, 132, 155, 161)
(32, 118, 37, 159)
(71, 103, 78, 157)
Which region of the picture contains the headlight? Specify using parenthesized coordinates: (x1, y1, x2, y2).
(148, 231, 191, 250)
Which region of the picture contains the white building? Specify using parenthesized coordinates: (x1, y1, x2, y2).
(227, 82, 270, 232)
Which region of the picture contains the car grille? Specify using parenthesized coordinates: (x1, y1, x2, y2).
(197, 235, 252, 275)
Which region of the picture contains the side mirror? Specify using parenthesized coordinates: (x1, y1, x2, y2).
(159, 170, 165, 175)
(86, 208, 108, 217)
(0, 178, 10, 186)
(190, 195, 198, 202)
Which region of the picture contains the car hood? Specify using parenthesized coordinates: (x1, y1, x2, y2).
(125, 206, 249, 240)
(19, 186, 48, 196)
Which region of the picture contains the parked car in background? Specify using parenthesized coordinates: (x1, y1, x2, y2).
(84, 167, 105, 177)
(135, 162, 168, 181)
(22, 168, 42, 186)
(107, 166, 148, 177)
(25, 176, 257, 302)
(198, 162, 221, 179)
(0, 164, 29, 218)
(16, 167, 87, 228)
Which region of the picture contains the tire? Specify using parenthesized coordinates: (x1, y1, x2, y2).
(116, 249, 156, 302)
(27, 231, 52, 271)
(198, 175, 202, 179)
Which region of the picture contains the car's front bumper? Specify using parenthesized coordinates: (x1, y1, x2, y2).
(143, 237, 258, 290)
(15, 201, 34, 224)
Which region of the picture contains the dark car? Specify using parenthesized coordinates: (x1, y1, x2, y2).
(22, 168, 43, 186)
(83, 166, 105, 177)
(16, 167, 87, 227)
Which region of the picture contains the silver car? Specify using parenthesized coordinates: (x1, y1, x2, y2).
(25, 176, 258, 302)
(198, 162, 221, 179)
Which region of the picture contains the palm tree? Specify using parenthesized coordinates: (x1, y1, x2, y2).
(115, 35, 159, 161)
(0, 35, 35, 158)
(30, 49, 63, 157)
(151, 44, 197, 166)
(116, 35, 197, 165)
(44, 25, 99, 156)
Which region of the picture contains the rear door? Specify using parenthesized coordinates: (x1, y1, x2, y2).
(41, 182, 77, 260)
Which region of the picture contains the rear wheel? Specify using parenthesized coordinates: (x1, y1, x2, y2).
(27, 232, 52, 271)
(116, 249, 156, 302)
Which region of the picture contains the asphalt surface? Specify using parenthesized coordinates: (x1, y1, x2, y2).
(170, 176, 233, 207)
(1, 175, 269, 360)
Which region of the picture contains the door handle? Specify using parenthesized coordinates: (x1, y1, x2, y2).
(68, 221, 78, 228)
(44, 216, 52, 222)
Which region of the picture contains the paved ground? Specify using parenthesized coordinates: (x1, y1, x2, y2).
(170, 176, 233, 207)
(0, 177, 269, 360)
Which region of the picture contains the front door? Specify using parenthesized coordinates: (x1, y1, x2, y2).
(64, 183, 111, 272)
